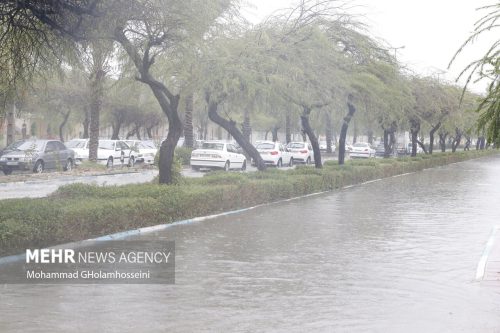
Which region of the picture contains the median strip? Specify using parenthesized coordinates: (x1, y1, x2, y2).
(0, 150, 497, 258)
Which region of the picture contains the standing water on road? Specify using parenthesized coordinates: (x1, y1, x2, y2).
(1, 155, 500, 332)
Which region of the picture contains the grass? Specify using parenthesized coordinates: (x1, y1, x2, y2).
(0, 149, 496, 256)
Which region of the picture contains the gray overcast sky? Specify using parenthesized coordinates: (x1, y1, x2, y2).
(244, 0, 496, 94)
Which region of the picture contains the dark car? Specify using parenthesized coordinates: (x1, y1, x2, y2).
(0, 139, 75, 175)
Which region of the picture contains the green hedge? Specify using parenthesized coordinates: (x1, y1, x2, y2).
(0, 149, 496, 256)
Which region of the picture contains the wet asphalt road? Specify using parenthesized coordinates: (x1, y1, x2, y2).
(1, 155, 499, 332)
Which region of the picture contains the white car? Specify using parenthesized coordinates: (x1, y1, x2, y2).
(66, 139, 135, 167)
(319, 141, 337, 153)
(287, 142, 314, 164)
(190, 141, 246, 171)
(255, 141, 293, 167)
(66, 139, 89, 165)
(125, 140, 158, 165)
(406, 143, 424, 155)
(97, 140, 135, 167)
(350, 142, 376, 158)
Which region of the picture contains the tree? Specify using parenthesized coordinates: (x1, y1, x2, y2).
(451, 3, 499, 146)
(110, 0, 236, 183)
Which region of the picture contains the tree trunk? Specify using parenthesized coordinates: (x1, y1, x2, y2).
(271, 125, 279, 142)
(184, 93, 194, 148)
(88, 68, 104, 162)
(207, 99, 266, 170)
(301, 130, 307, 142)
(439, 133, 447, 152)
(126, 128, 136, 139)
(383, 129, 390, 157)
(352, 119, 358, 144)
(242, 109, 252, 142)
(325, 112, 333, 153)
(6, 104, 15, 146)
(382, 122, 397, 158)
(135, 125, 142, 140)
(146, 126, 154, 139)
(429, 122, 441, 154)
(111, 122, 121, 140)
(82, 109, 90, 139)
(59, 109, 71, 142)
(301, 107, 322, 168)
(464, 136, 471, 151)
(285, 114, 291, 144)
(157, 94, 182, 184)
(451, 128, 462, 153)
(416, 139, 428, 154)
(367, 129, 374, 144)
(338, 100, 356, 165)
(410, 119, 420, 157)
(390, 130, 396, 155)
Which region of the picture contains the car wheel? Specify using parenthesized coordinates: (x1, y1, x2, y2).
(277, 159, 282, 168)
(2, 167, 12, 175)
(33, 160, 44, 174)
(306, 157, 311, 165)
(289, 158, 294, 167)
(191, 165, 200, 171)
(241, 160, 247, 171)
(224, 161, 230, 171)
(63, 159, 73, 171)
(128, 156, 135, 167)
(106, 157, 113, 168)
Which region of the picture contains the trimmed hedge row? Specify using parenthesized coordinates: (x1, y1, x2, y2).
(0, 150, 496, 256)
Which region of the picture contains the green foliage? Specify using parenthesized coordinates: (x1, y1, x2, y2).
(175, 147, 194, 165)
(451, 3, 499, 146)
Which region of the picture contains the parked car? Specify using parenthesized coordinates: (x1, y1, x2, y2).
(287, 142, 314, 164)
(319, 141, 336, 153)
(0, 140, 25, 158)
(0, 139, 75, 175)
(126, 140, 158, 165)
(190, 141, 246, 171)
(254, 141, 293, 167)
(97, 140, 135, 167)
(406, 143, 424, 155)
(374, 143, 386, 157)
(350, 142, 376, 158)
(396, 145, 407, 156)
(65, 139, 89, 165)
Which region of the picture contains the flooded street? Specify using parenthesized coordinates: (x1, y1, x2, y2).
(1, 155, 500, 332)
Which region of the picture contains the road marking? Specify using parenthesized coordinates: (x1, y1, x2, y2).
(475, 226, 499, 281)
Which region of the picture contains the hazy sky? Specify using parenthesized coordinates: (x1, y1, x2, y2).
(244, 0, 496, 94)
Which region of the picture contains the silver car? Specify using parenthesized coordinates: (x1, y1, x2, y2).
(0, 140, 75, 175)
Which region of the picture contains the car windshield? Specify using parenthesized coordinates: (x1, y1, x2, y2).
(4, 140, 24, 150)
(66, 140, 87, 149)
(98, 141, 115, 150)
(256, 143, 275, 150)
(288, 143, 305, 148)
(353, 143, 368, 148)
(16, 141, 44, 151)
(202, 142, 224, 150)
(138, 141, 156, 149)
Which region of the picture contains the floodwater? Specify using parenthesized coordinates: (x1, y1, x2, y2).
(1, 155, 500, 332)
